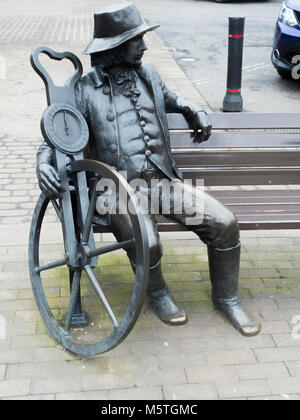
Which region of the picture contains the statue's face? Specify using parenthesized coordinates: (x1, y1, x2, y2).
(123, 35, 147, 66)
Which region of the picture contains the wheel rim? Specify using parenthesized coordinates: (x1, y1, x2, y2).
(29, 160, 149, 356)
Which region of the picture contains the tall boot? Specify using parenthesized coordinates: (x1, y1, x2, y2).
(147, 262, 188, 326)
(207, 243, 261, 337)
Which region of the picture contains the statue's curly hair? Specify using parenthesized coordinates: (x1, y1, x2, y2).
(90, 43, 127, 69)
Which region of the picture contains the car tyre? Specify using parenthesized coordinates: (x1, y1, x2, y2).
(276, 67, 291, 79)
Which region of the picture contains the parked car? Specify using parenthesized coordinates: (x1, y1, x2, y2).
(272, 0, 300, 79)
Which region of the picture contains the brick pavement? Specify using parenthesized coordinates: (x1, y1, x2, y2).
(0, 0, 300, 401)
(1, 227, 300, 400)
(0, 0, 209, 226)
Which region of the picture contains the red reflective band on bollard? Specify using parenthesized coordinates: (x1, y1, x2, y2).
(229, 34, 244, 38)
(226, 88, 241, 92)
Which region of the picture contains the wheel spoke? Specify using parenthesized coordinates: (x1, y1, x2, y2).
(51, 199, 62, 222)
(64, 270, 81, 332)
(84, 264, 119, 328)
(88, 238, 135, 259)
(81, 176, 100, 244)
(35, 257, 67, 273)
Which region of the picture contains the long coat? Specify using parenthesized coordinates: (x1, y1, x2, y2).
(37, 61, 202, 181)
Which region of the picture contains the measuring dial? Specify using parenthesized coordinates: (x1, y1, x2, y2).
(41, 103, 89, 154)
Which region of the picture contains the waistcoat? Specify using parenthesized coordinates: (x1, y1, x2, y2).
(112, 72, 176, 181)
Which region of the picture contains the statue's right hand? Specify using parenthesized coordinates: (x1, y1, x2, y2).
(37, 163, 62, 199)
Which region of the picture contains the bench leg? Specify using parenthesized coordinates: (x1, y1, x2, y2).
(69, 269, 89, 326)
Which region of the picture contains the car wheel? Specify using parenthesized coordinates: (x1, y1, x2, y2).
(276, 68, 291, 79)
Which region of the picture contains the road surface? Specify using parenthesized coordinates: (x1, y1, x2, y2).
(137, 0, 300, 112)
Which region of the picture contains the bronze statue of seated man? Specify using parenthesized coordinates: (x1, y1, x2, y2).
(36, 3, 261, 337)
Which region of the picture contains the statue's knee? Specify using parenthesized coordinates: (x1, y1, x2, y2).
(130, 237, 162, 269)
(220, 212, 240, 247)
(211, 211, 240, 249)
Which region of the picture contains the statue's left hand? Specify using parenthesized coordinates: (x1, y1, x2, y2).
(191, 111, 212, 143)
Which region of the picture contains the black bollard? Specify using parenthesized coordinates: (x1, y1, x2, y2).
(223, 17, 245, 112)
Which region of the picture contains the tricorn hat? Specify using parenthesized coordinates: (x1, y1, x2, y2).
(83, 2, 159, 55)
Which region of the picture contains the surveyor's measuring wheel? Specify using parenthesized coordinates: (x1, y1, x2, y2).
(28, 47, 149, 356)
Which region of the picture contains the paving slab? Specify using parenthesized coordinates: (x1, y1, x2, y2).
(215, 379, 272, 399)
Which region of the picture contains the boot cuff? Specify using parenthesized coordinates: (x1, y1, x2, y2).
(148, 286, 169, 299)
(212, 294, 241, 307)
(130, 257, 162, 271)
(212, 241, 241, 252)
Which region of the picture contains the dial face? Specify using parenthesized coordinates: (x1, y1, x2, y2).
(41, 103, 89, 154)
(53, 110, 81, 145)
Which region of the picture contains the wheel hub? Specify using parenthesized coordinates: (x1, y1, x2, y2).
(77, 242, 91, 268)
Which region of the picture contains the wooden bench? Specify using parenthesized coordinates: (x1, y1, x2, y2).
(95, 112, 300, 233)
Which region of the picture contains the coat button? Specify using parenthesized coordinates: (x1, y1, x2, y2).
(106, 113, 115, 121)
(103, 86, 111, 95)
(140, 120, 146, 128)
(135, 104, 141, 111)
(144, 135, 150, 142)
(145, 149, 152, 157)
(110, 144, 117, 153)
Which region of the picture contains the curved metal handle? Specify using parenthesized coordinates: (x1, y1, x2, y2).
(30, 46, 83, 104)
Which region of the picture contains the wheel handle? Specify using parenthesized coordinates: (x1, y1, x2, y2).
(30, 45, 83, 106)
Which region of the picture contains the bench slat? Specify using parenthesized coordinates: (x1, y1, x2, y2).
(167, 113, 300, 130)
(94, 217, 300, 233)
(155, 219, 300, 230)
(173, 150, 300, 168)
(170, 131, 300, 149)
(180, 168, 300, 185)
(212, 189, 300, 200)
